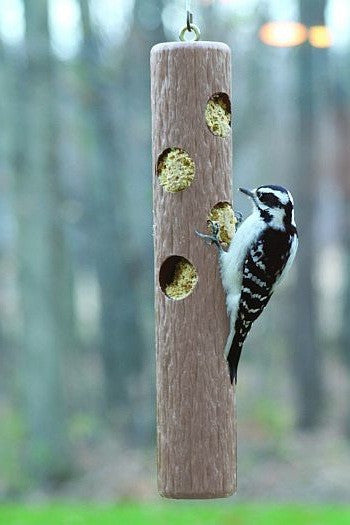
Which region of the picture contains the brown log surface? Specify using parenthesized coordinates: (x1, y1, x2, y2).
(151, 41, 236, 499)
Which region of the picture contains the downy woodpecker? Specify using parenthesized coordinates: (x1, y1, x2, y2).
(196, 185, 298, 384)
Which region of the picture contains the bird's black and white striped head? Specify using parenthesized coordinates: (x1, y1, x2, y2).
(240, 185, 296, 232)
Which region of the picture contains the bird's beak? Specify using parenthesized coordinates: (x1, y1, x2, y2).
(239, 187, 255, 199)
(239, 187, 259, 207)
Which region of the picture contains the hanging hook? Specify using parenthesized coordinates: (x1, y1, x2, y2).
(186, 10, 192, 32)
(179, 9, 200, 42)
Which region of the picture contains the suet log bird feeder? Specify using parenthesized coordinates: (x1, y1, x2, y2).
(151, 35, 236, 499)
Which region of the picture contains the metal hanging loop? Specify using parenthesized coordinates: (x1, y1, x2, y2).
(179, 9, 201, 42)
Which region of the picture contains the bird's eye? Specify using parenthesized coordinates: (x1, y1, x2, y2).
(258, 192, 269, 203)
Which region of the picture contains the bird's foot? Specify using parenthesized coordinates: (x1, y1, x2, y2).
(195, 220, 222, 251)
(234, 211, 243, 228)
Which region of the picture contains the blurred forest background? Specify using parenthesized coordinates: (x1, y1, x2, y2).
(0, 0, 350, 504)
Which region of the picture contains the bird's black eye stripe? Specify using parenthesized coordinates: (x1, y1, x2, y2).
(258, 192, 281, 207)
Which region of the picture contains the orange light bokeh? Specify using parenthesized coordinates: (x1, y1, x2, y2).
(259, 21, 308, 47)
(309, 25, 332, 48)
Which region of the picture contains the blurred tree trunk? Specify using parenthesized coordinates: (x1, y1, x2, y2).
(291, 0, 327, 429)
(78, 0, 146, 412)
(0, 38, 10, 176)
(118, 0, 166, 441)
(0, 39, 10, 354)
(14, 0, 71, 481)
(119, 0, 165, 250)
(334, 88, 350, 436)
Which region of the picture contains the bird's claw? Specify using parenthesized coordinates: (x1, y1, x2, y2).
(195, 230, 216, 246)
(195, 220, 222, 251)
(207, 219, 220, 238)
(235, 211, 243, 225)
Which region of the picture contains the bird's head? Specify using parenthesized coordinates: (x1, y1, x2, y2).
(239, 184, 296, 231)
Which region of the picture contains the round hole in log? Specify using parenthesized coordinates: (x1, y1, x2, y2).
(159, 256, 198, 300)
(205, 93, 231, 138)
(208, 201, 236, 246)
(156, 147, 195, 193)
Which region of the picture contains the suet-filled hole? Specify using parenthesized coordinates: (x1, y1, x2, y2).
(159, 256, 198, 300)
(156, 148, 195, 193)
(205, 93, 231, 138)
(208, 202, 237, 247)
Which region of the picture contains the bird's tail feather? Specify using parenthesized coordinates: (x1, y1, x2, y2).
(227, 331, 248, 384)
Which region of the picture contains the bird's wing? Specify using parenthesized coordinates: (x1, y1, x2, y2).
(274, 232, 298, 288)
(227, 229, 295, 383)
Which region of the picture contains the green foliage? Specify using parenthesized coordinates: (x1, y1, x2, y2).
(0, 504, 350, 525)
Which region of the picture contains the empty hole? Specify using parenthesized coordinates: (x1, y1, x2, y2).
(159, 256, 198, 300)
(208, 202, 236, 246)
(205, 93, 231, 138)
(156, 148, 195, 193)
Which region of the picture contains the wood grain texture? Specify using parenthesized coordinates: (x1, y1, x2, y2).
(151, 41, 236, 499)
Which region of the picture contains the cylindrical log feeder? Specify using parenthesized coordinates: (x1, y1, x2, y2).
(151, 41, 236, 499)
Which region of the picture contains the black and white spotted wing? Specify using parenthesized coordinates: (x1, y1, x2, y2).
(227, 228, 296, 383)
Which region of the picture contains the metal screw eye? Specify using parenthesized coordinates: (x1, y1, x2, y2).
(179, 23, 201, 42)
